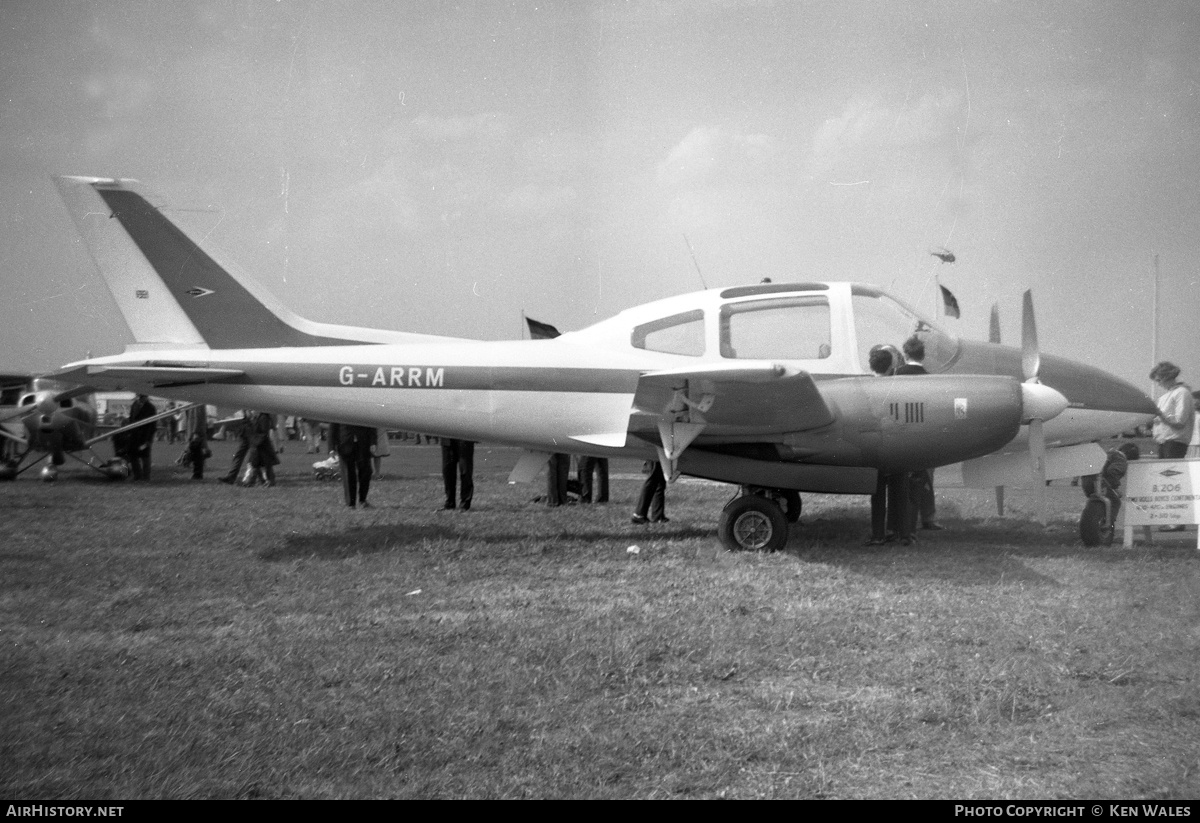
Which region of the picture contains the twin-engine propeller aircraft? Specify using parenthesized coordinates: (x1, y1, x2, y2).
(0, 376, 195, 481)
(47, 176, 1156, 549)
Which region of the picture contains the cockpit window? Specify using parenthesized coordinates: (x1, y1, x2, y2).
(631, 309, 705, 356)
(851, 284, 959, 372)
(719, 297, 831, 360)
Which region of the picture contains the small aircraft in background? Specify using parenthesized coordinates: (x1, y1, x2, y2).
(46, 176, 1157, 549)
(0, 376, 195, 481)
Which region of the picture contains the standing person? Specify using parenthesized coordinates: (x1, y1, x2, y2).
(895, 335, 942, 536)
(865, 344, 908, 545)
(546, 453, 571, 507)
(127, 394, 157, 481)
(1149, 362, 1194, 459)
(219, 410, 252, 484)
(440, 438, 475, 511)
(631, 460, 667, 524)
(302, 418, 323, 453)
(330, 422, 376, 508)
(244, 410, 279, 486)
(373, 428, 391, 477)
(186, 430, 212, 481)
(1189, 390, 1200, 458)
(579, 456, 609, 504)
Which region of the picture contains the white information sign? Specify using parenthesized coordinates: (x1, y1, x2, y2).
(1120, 457, 1200, 548)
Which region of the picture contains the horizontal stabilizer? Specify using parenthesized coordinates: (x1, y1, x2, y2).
(53, 364, 245, 390)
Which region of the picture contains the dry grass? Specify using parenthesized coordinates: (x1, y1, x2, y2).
(2, 441, 1198, 798)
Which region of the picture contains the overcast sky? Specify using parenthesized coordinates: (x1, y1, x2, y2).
(2, 0, 1197, 391)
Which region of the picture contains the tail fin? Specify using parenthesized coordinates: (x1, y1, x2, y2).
(54, 176, 443, 350)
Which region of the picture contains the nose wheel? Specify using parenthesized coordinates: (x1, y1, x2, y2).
(718, 493, 789, 552)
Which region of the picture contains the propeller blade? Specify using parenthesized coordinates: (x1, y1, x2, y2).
(1021, 289, 1040, 382)
(988, 303, 1001, 345)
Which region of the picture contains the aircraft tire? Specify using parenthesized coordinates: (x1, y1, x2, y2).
(718, 495, 788, 552)
(1079, 498, 1113, 547)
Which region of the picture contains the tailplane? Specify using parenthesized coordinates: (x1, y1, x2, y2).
(54, 176, 451, 350)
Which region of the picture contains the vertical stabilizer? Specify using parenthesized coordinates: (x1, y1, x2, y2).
(53, 176, 377, 350)
(55, 176, 209, 350)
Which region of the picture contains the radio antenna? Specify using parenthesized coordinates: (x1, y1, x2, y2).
(682, 234, 708, 290)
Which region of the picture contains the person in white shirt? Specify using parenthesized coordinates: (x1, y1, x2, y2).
(1149, 361, 1194, 459)
(1189, 390, 1200, 458)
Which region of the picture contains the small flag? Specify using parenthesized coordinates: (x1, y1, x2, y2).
(525, 317, 561, 339)
(940, 285, 960, 319)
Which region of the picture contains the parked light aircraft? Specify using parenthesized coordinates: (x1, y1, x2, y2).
(0, 375, 196, 481)
(47, 176, 1156, 549)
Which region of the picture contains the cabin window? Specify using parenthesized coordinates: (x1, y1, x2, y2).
(851, 285, 959, 373)
(631, 310, 706, 356)
(719, 297, 831, 360)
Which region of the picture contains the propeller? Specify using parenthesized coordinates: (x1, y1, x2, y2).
(1021, 290, 1040, 383)
(0, 384, 94, 426)
(1017, 289, 1068, 487)
(988, 302, 1001, 345)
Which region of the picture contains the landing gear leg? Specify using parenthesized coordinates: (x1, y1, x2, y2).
(745, 485, 802, 522)
(718, 492, 789, 552)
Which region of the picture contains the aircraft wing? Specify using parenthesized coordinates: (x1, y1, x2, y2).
(84, 402, 202, 447)
(0, 425, 27, 447)
(632, 363, 834, 435)
(568, 363, 834, 452)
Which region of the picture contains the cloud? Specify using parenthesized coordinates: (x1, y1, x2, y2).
(807, 92, 963, 179)
(657, 126, 781, 189)
(317, 159, 426, 237)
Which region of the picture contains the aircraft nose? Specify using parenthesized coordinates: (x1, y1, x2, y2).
(35, 393, 57, 416)
(1020, 381, 1069, 423)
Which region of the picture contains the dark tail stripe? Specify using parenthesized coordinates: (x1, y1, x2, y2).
(94, 185, 361, 349)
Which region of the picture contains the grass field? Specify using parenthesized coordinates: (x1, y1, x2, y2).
(2, 439, 1199, 799)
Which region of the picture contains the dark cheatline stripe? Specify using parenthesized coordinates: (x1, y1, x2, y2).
(95, 185, 361, 349)
(154, 361, 643, 394)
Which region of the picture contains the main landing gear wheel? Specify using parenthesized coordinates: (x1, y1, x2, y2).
(718, 494, 789, 552)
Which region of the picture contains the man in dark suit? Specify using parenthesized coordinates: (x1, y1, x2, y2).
(895, 335, 943, 536)
(127, 394, 157, 481)
(329, 422, 376, 509)
(440, 439, 475, 510)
